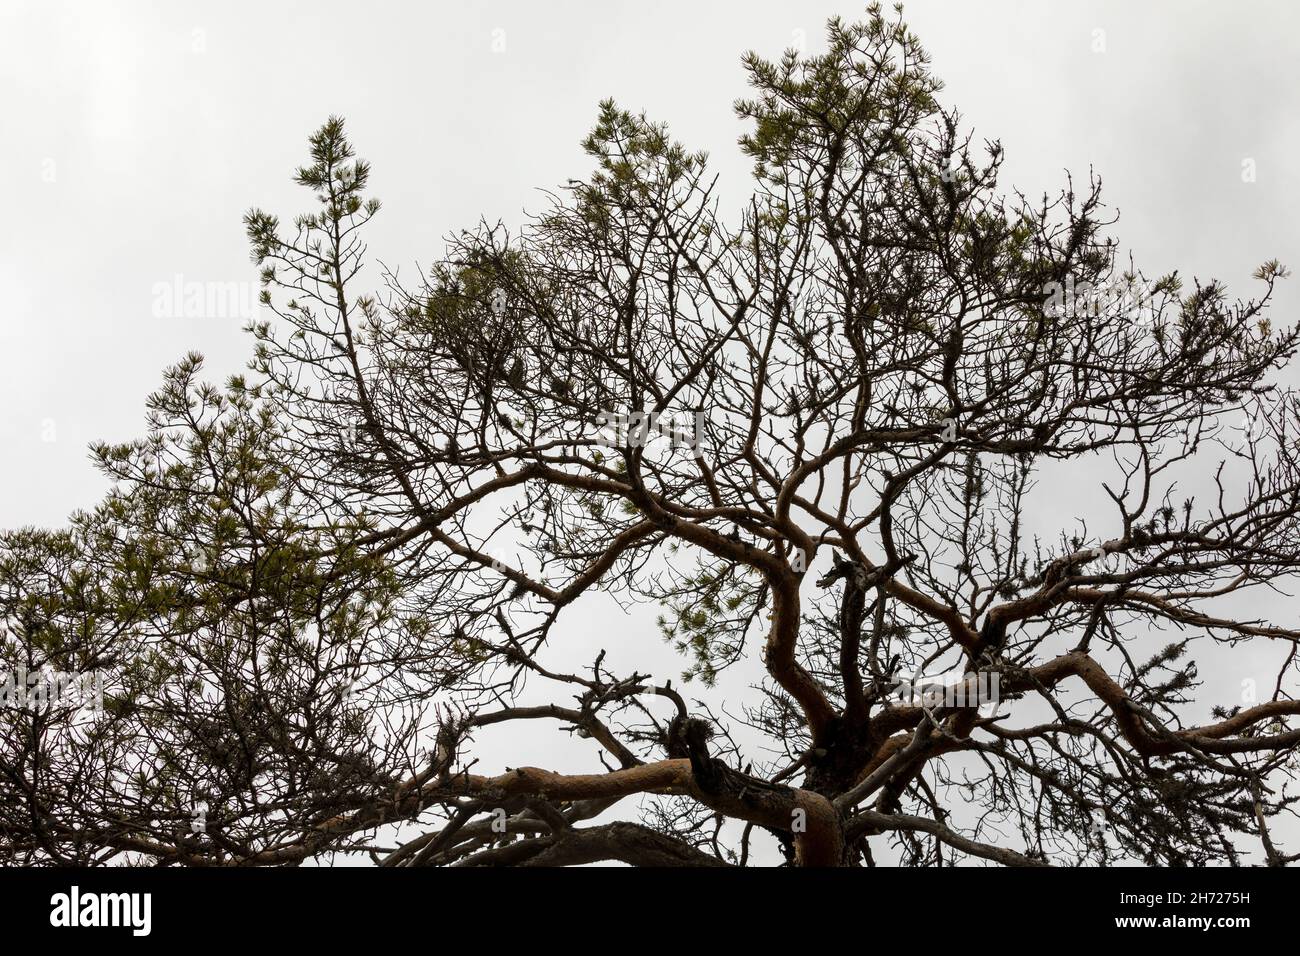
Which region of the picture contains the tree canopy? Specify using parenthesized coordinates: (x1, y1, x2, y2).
(4, 6, 1300, 867)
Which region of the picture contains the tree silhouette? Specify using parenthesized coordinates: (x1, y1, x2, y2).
(4, 6, 1300, 866)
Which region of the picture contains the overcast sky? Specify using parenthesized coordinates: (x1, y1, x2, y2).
(3, 1, 1299, 864)
(3, 1, 1298, 531)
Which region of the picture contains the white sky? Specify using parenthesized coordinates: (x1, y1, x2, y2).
(3, 0, 1298, 523)
(3, 0, 1299, 864)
